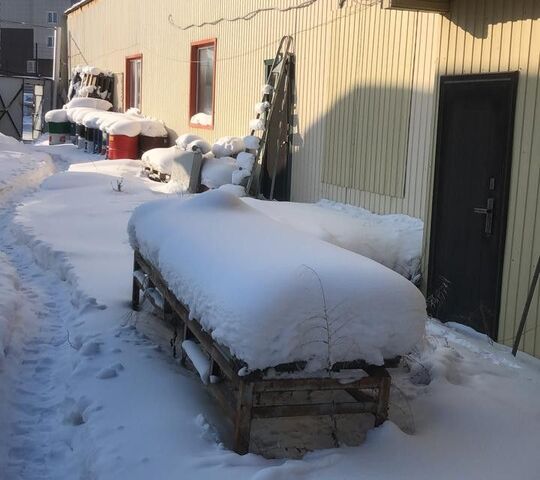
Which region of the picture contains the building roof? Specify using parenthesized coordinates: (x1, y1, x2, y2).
(65, 0, 95, 15)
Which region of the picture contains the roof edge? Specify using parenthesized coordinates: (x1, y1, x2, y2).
(65, 0, 96, 15)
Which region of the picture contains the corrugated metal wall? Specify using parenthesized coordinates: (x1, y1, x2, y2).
(66, 0, 439, 219)
(67, 0, 540, 357)
(318, 7, 441, 220)
(435, 0, 540, 356)
(322, 6, 418, 198)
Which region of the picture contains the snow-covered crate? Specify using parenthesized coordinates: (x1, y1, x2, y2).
(129, 191, 427, 456)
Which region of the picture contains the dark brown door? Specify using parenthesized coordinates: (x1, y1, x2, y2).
(428, 72, 518, 339)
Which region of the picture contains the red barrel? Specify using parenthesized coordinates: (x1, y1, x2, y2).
(107, 134, 139, 160)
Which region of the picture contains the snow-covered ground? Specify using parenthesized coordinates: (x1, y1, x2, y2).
(0, 137, 540, 479)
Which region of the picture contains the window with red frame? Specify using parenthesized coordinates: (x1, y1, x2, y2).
(126, 55, 142, 111)
(189, 39, 216, 128)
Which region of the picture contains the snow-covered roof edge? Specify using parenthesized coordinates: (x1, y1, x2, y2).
(65, 0, 96, 15)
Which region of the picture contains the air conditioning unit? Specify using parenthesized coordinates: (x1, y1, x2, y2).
(27, 60, 36, 74)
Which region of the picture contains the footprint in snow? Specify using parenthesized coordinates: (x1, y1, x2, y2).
(80, 341, 101, 356)
(96, 363, 124, 379)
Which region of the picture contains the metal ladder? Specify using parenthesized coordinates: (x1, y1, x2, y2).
(246, 35, 294, 198)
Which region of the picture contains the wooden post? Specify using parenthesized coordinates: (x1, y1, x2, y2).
(375, 376, 391, 426)
(132, 254, 140, 311)
(163, 297, 173, 324)
(512, 255, 540, 356)
(234, 381, 254, 454)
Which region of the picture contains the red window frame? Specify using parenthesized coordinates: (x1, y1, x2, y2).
(189, 38, 217, 130)
(125, 53, 143, 111)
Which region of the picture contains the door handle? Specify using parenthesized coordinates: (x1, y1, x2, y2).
(473, 198, 494, 235)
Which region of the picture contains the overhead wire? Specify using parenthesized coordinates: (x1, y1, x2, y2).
(168, 0, 320, 31)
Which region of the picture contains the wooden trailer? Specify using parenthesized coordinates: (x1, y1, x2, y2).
(131, 250, 392, 456)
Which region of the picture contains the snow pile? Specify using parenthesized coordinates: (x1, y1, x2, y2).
(236, 152, 255, 171)
(63, 97, 113, 111)
(106, 119, 142, 137)
(0, 134, 54, 200)
(249, 118, 265, 131)
(125, 109, 168, 137)
(200, 157, 236, 189)
(138, 119, 167, 137)
(128, 190, 426, 370)
(190, 112, 212, 126)
(73, 65, 113, 76)
(175, 134, 211, 154)
(176, 134, 203, 150)
(142, 146, 183, 174)
(45, 109, 68, 123)
(211, 136, 245, 158)
(244, 199, 424, 281)
(243, 135, 260, 150)
(254, 101, 270, 114)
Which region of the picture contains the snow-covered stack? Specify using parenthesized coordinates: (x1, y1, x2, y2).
(128, 190, 427, 372)
(67, 65, 114, 103)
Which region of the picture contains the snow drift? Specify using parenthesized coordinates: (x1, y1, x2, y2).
(244, 199, 424, 281)
(128, 190, 426, 370)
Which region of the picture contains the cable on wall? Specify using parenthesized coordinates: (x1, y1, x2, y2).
(168, 0, 320, 31)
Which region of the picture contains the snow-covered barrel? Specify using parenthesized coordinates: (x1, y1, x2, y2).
(45, 109, 70, 145)
(137, 119, 169, 157)
(139, 135, 169, 158)
(108, 135, 139, 160)
(84, 127, 96, 153)
(94, 129, 103, 154)
(101, 131, 109, 155)
(76, 124, 86, 149)
(81, 109, 108, 155)
(106, 120, 142, 160)
(69, 122, 77, 145)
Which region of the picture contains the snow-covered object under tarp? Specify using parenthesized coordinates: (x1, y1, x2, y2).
(211, 136, 245, 158)
(201, 156, 236, 188)
(141, 146, 181, 174)
(176, 134, 203, 150)
(244, 199, 424, 281)
(128, 190, 426, 371)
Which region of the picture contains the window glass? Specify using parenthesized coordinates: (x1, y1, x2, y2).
(128, 58, 142, 110)
(47, 36, 54, 48)
(196, 46, 214, 115)
(47, 12, 57, 23)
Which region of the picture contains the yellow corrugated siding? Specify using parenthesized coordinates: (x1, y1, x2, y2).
(323, 9, 440, 219)
(434, 0, 540, 356)
(66, 0, 540, 357)
(321, 6, 419, 198)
